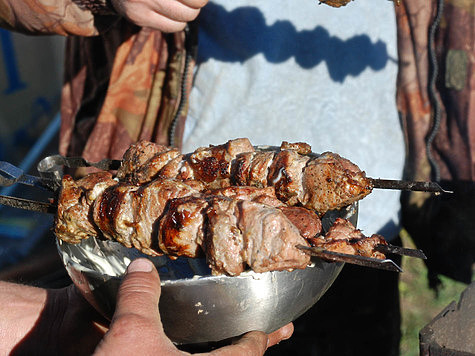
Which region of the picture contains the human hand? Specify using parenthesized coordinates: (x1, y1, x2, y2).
(0, 280, 108, 355)
(110, 0, 209, 32)
(94, 258, 294, 355)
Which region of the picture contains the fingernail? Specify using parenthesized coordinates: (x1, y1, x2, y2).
(127, 258, 153, 273)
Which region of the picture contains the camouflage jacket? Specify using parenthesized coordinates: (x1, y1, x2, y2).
(1, 0, 473, 283)
(396, 0, 474, 286)
(0, 0, 196, 162)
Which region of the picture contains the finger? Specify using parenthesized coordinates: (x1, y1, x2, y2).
(94, 259, 181, 355)
(113, 258, 161, 320)
(132, 9, 188, 32)
(177, 0, 209, 10)
(267, 323, 294, 347)
(111, 0, 188, 32)
(148, 0, 201, 23)
(209, 331, 268, 356)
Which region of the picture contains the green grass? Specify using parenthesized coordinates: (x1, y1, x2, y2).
(399, 230, 469, 356)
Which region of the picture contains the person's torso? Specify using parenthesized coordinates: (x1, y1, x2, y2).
(184, 0, 404, 237)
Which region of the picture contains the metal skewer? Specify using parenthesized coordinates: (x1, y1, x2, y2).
(296, 245, 403, 272)
(0, 195, 57, 214)
(0, 161, 57, 191)
(374, 244, 427, 259)
(369, 178, 452, 194)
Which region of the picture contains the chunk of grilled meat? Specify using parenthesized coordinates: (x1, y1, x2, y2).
(238, 200, 311, 274)
(117, 139, 373, 215)
(207, 186, 284, 207)
(159, 195, 209, 259)
(309, 218, 387, 259)
(116, 138, 254, 187)
(54, 172, 117, 243)
(279, 206, 322, 240)
(201, 197, 246, 275)
(319, 0, 352, 8)
(55, 175, 311, 275)
(301, 152, 372, 213)
(93, 179, 200, 256)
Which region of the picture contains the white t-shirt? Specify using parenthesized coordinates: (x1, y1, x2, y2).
(183, 0, 404, 239)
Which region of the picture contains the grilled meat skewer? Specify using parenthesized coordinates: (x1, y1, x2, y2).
(55, 175, 315, 275)
(52, 138, 434, 275)
(308, 218, 388, 259)
(116, 138, 372, 215)
(54, 172, 393, 275)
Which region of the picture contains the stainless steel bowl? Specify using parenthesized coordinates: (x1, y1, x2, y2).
(57, 203, 357, 345)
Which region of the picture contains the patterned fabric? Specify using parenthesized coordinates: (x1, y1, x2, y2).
(0, 0, 193, 166)
(0, 0, 473, 283)
(0, 0, 114, 35)
(59, 22, 192, 164)
(75, 0, 116, 15)
(396, 0, 475, 285)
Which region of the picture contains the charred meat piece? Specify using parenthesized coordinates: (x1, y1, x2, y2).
(301, 152, 372, 214)
(93, 182, 141, 249)
(280, 141, 312, 155)
(238, 200, 311, 273)
(268, 149, 310, 206)
(124, 148, 183, 185)
(207, 186, 284, 207)
(116, 140, 169, 180)
(247, 151, 275, 188)
(188, 138, 254, 187)
(156, 154, 195, 181)
(228, 150, 276, 188)
(279, 206, 322, 239)
(309, 218, 388, 259)
(132, 180, 200, 256)
(311, 237, 358, 255)
(159, 196, 208, 258)
(131, 149, 182, 185)
(353, 236, 387, 259)
(93, 179, 200, 256)
(319, 0, 352, 8)
(54, 172, 117, 243)
(230, 151, 253, 186)
(325, 217, 366, 241)
(204, 197, 246, 276)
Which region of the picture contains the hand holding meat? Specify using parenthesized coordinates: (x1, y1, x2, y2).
(110, 0, 209, 32)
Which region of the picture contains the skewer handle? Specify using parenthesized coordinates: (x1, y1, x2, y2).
(0, 195, 57, 214)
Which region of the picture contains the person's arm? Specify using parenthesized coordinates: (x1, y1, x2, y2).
(0, 0, 208, 36)
(0, 280, 107, 355)
(0, 258, 293, 355)
(0, 281, 48, 352)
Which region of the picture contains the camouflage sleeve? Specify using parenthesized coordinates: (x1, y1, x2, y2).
(0, 0, 119, 36)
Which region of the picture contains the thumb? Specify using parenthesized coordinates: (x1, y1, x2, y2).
(114, 258, 161, 321)
(94, 258, 179, 355)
